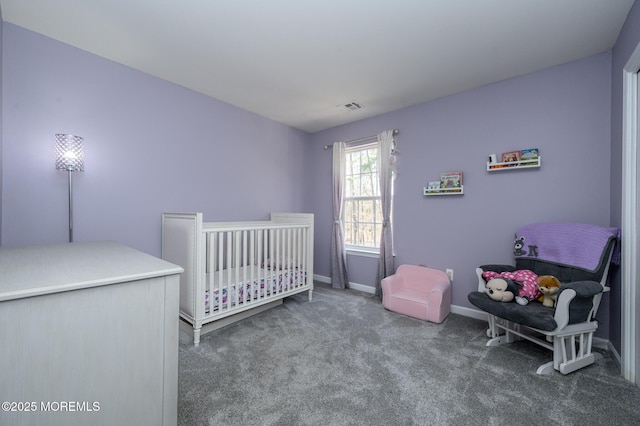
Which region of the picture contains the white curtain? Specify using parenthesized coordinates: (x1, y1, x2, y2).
(376, 130, 396, 297)
(331, 142, 349, 289)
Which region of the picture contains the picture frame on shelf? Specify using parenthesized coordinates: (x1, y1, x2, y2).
(427, 181, 441, 193)
(440, 171, 463, 192)
(501, 150, 521, 166)
(519, 148, 539, 166)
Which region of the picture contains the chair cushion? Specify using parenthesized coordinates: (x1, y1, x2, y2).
(391, 288, 429, 303)
(469, 280, 602, 332)
(468, 291, 557, 331)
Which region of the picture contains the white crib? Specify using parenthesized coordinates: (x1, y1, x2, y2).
(162, 212, 314, 345)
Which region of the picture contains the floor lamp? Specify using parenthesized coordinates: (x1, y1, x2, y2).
(55, 134, 84, 243)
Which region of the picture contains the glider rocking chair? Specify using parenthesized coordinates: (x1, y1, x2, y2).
(467, 223, 619, 375)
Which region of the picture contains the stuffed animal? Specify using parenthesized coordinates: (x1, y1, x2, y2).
(482, 269, 542, 306)
(537, 275, 561, 308)
(485, 278, 519, 302)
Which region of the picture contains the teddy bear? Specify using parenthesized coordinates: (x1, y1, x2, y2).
(485, 277, 519, 302)
(482, 269, 541, 305)
(537, 275, 561, 308)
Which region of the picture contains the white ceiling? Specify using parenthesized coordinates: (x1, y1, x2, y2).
(0, 0, 635, 133)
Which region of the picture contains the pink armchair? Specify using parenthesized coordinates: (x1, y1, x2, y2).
(381, 265, 451, 323)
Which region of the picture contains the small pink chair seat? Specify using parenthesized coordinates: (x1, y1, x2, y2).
(381, 265, 451, 323)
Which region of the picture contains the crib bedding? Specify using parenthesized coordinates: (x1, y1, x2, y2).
(205, 265, 305, 312)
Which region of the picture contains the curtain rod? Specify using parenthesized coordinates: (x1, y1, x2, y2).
(323, 129, 399, 150)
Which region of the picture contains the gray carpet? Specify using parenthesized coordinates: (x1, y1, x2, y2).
(178, 282, 640, 425)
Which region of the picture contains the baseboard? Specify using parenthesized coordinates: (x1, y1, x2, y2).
(451, 305, 488, 321)
(349, 282, 376, 294)
(607, 340, 622, 365)
(313, 274, 376, 294)
(313, 274, 330, 284)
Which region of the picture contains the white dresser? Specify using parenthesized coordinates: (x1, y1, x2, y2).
(0, 241, 183, 426)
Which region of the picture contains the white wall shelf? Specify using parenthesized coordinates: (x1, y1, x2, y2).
(487, 157, 541, 171)
(423, 186, 464, 196)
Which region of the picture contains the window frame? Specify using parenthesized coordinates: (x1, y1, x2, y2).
(342, 142, 383, 256)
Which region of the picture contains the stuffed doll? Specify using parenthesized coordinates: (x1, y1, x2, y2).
(482, 269, 542, 306)
(485, 278, 519, 302)
(537, 275, 561, 308)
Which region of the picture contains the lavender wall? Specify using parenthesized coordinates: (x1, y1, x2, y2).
(309, 53, 613, 335)
(610, 1, 640, 352)
(1, 24, 310, 256)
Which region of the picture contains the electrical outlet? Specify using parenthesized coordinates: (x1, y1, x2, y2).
(446, 268, 454, 282)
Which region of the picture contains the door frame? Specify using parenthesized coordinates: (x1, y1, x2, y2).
(621, 39, 640, 384)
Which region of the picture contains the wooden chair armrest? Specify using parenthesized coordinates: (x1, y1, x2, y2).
(475, 268, 485, 292)
(553, 281, 603, 330)
(560, 281, 604, 298)
(553, 288, 576, 330)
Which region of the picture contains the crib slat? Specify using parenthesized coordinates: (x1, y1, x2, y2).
(296, 228, 301, 286)
(229, 231, 235, 307)
(242, 230, 247, 304)
(286, 228, 292, 290)
(207, 232, 214, 315)
(302, 227, 307, 285)
(249, 229, 255, 304)
(276, 228, 281, 294)
(218, 232, 224, 311)
(234, 231, 240, 306)
(270, 228, 276, 295)
(291, 228, 297, 288)
(261, 228, 267, 299)
(299, 228, 303, 286)
(257, 229, 263, 301)
(289, 228, 294, 288)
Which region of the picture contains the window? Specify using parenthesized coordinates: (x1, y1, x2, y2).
(343, 143, 383, 253)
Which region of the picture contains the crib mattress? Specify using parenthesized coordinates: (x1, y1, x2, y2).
(205, 266, 305, 312)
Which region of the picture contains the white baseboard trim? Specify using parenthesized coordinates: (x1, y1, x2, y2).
(313, 274, 330, 284)
(349, 282, 376, 294)
(607, 339, 622, 365)
(313, 274, 376, 294)
(451, 305, 488, 321)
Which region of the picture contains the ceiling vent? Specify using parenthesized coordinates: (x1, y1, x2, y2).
(339, 101, 364, 112)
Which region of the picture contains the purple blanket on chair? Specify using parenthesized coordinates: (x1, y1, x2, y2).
(514, 223, 620, 272)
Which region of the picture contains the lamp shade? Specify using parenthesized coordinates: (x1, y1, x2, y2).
(55, 134, 84, 172)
